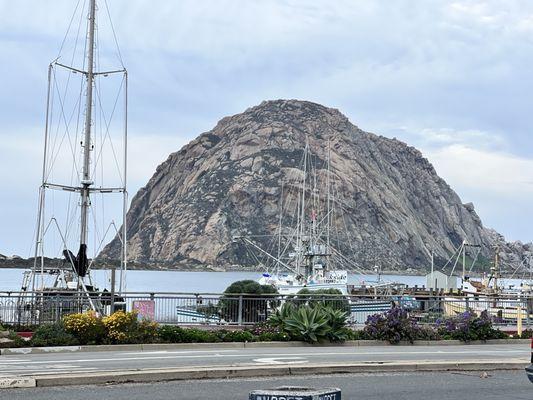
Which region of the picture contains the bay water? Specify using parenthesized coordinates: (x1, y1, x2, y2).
(0, 268, 427, 293)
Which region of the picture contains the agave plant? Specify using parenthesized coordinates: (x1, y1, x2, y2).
(322, 306, 349, 342)
(268, 302, 295, 331)
(283, 305, 330, 343)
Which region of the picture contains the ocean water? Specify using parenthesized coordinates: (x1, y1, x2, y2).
(0, 268, 427, 293)
(1, 268, 528, 293)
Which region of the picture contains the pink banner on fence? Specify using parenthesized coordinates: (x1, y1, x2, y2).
(133, 300, 155, 320)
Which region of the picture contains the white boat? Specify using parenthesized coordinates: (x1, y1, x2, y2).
(258, 271, 348, 295)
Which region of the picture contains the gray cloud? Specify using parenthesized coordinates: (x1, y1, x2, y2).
(1, 0, 532, 254)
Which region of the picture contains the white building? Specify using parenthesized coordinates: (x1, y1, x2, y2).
(425, 270, 458, 290)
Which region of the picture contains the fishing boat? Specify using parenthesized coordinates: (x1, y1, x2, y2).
(234, 138, 402, 297)
(18, 0, 128, 321)
(233, 138, 351, 295)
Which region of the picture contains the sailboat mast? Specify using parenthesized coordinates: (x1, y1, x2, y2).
(297, 139, 309, 276)
(80, 0, 96, 249)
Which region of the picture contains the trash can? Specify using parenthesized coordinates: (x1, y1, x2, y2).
(250, 386, 341, 399)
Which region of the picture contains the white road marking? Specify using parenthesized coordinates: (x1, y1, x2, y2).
(122, 350, 236, 355)
(0, 367, 98, 378)
(0, 349, 526, 367)
(254, 357, 308, 365)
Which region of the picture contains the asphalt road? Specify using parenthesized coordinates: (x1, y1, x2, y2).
(2, 371, 532, 400)
(0, 343, 528, 378)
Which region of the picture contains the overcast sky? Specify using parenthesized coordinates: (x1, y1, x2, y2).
(1, 0, 532, 256)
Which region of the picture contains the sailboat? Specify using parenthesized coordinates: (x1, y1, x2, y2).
(19, 0, 128, 319)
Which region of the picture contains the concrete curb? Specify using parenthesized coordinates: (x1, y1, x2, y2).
(1, 338, 529, 355)
(0, 377, 36, 389)
(30, 360, 527, 388)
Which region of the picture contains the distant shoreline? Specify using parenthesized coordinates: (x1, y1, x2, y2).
(0, 258, 422, 276)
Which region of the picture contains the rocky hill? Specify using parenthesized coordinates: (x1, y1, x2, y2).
(100, 100, 531, 272)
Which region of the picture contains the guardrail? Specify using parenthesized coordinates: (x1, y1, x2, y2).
(1, 291, 532, 329)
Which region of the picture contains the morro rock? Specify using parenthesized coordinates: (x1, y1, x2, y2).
(100, 100, 530, 271)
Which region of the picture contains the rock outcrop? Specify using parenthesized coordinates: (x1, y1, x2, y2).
(100, 100, 531, 272)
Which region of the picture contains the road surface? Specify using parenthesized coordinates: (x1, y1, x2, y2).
(1, 371, 531, 399)
(0, 343, 528, 378)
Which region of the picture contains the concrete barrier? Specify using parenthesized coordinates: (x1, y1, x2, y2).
(0, 377, 36, 389)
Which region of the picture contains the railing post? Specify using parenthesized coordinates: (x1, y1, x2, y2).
(238, 295, 243, 325)
(110, 266, 116, 315)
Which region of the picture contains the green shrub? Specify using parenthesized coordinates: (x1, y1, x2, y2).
(31, 323, 79, 347)
(344, 328, 370, 341)
(7, 332, 27, 348)
(291, 288, 350, 313)
(181, 328, 219, 343)
(219, 280, 279, 323)
(157, 325, 186, 343)
(215, 329, 255, 342)
(157, 326, 219, 343)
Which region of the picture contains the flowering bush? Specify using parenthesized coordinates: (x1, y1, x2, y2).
(249, 322, 290, 342)
(436, 310, 508, 342)
(364, 307, 438, 344)
(63, 311, 105, 345)
(102, 310, 158, 344)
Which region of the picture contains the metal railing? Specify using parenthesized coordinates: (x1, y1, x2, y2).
(1, 291, 532, 329)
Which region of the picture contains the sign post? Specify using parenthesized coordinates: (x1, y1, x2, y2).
(250, 387, 341, 400)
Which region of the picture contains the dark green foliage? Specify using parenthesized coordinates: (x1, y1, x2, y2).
(436, 310, 509, 342)
(31, 323, 79, 347)
(7, 332, 27, 348)
(344, 328, 371, 341)
(219, 280, 279, 323)
(215, 329, 255, 342)
(157, 325, 220, 343)
(291, 288, 350, 313)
